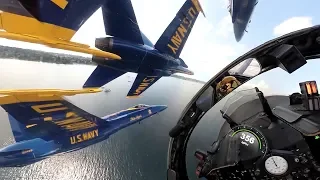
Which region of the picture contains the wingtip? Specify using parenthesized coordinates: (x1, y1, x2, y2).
(161, 105, 168, 110)
(126, 95, 140, 99)
(191, 0, 206, 18)
(201, 9, 206, 18)
(149, 105, 168, 113)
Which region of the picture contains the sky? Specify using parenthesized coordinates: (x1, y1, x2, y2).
(0, 0, 320, 95)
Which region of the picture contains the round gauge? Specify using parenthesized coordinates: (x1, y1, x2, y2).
(229, 125, 268, 161)
(265, 156, 288, 176)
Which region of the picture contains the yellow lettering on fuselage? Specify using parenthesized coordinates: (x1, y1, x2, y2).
(188, 7, 197, 19)
(31, 103, 68, 113)
(55, 117, 84, 126)
(55, 115, 97, 131)
(167, 6, 199, 55)
(32, 102, 97, 131)
(31, 103, 97, 131)
(130, 115, 142, 121)
(70, 129, 99, 145)
(133, 77, 157, 95)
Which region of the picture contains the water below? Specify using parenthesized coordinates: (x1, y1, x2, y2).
(0, 59, 226, 180)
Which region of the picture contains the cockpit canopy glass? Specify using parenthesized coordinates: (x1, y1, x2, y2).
(228, 58, 261, 77)
(221, 88, 261, 122)
(133, 104, 148, 108)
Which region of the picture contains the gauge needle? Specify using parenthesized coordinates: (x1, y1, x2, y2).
(271, 157, 278, 168)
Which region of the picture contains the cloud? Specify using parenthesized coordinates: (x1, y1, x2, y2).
(214, 15, 233, 38)
(237, 80, 273, 95)
(221, 0, 230, 8)
(273, 17, 313, 36)
(179, 14, 250, 81)
(72, 8, 106, 48)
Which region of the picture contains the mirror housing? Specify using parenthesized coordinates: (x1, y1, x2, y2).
(268, 44, 307, 73)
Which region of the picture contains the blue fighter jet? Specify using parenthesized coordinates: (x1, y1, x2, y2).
(228, 0, 258, 41)
(0, 88, 167, 167)
(83, 0, 206, 97)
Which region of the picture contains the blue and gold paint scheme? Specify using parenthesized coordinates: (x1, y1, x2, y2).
(83, 0, 204, 97)
(0, 88, 167, 167)
(228, 0, 258, 42)
(0, 0, 121, 59)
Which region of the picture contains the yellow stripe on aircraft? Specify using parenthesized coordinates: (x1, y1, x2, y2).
(31, 103, 68, 113)
(0, 15, 2, 29)
(0, 88, 102, 105)
(51, 0, 69, 9)
(44, 117, 53, 121)
(26, 124, 37, 128)
(0, 12, 121, 60)
(0, 12, 75, 40)
(191, 0, 206, 17)
(126, 96, 140, 99)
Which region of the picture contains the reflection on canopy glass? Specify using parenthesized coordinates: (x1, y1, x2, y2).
(228, 58, 261, 77)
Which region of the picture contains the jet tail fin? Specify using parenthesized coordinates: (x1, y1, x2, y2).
(127, 74, 162, 98)
(154, 0, 205, 58)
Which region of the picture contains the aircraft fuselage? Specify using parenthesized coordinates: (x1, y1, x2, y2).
(230, 0, 258, 41)
(94, 37, 193, 76)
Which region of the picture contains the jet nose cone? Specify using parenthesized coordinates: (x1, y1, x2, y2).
(151, 105, 168, 113)
(233, 23, 245, 42)
(159, 105, 168, 111)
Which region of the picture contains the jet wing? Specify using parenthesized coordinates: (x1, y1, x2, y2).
(127, 74, 162, 98)
(101, 0, 144, 45)
(0, 0, 121, 59)
(0, 88, 103, 142)
(83, 65, 126, 88)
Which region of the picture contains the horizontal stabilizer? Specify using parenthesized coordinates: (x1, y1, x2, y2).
(0, 88, 103, 142)
(1, 0, 105, 38)
(0, 31, 121, 60)
(0, 149, 33, 156)
(0, 1, 121, 59)
(154, 0, 205, 58)
(83, 65, 126, 88)
(127, 74, 162, 97)
(179, 58, 188, 68)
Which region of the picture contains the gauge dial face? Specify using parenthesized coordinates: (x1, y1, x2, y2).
(265, 156, 288, 176)
(230, 125, 268, 160)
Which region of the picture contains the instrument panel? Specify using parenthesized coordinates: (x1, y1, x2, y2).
(212, 149, 320, 180)
(230, 125, 268, 162)
(196, 88, 320, 180)
(208, 124, 320, 180)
